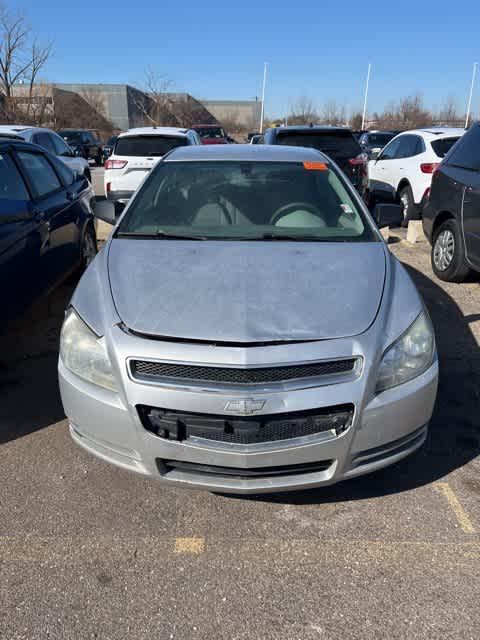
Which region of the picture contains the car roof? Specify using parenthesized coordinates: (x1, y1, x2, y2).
(270, 125, 352, 133)
(165, 144, 329, 163)
(398, 128, 465, 140)
(0, 124, 58, 135)
(119, 127, 190, 138)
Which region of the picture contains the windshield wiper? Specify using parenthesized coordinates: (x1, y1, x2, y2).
(115, 230, 209, 240)
(252, 234, 324, 241)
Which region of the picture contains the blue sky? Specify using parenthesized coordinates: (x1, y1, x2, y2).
(9, 0, 480, 119)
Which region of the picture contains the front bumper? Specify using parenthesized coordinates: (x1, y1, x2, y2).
(59, 342, 438, 493)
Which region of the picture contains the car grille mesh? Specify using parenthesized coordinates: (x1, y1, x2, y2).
(130, 358, 356, 385)
(139, 404, 354, 445)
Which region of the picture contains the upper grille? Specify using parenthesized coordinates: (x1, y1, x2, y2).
(130, 358, 357, 386)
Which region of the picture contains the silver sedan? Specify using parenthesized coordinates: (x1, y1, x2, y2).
(58, 144, 438, 493)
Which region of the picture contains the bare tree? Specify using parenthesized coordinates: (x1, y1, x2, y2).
(321, 100, 346, 125)
(0, 5, 52, 123)
(286, 95, 318, 125)
(133, 69, 175, 126)
(349, 111, 363, 130)
(437, 95, 461, 125)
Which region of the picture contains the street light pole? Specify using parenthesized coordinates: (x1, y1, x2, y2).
(465, 62, 478, 128)
(361, 63, 371, 130)
(260, 62, 268, 133)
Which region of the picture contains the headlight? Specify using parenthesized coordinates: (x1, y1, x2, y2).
(376, 311, 435, 393)
(60, 309, 118, 391)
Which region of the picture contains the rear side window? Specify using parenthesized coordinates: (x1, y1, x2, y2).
(431, 137, 460, 158)
(50, 155, 75, 186)
(276, 132, 361, 158)
(16, 152, 62, 198)
(444, 130, 480, 169)
(0, 152, 30, 200)
(115, 135, 189, 157)
(33, 132, 56, 154)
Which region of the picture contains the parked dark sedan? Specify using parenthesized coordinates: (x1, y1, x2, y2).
(423, 122, 480, 282)
(263, 126, 368, 198)
(0, 137, 97, 328)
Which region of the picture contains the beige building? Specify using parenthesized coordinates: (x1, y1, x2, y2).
(199, 99, 261, 130)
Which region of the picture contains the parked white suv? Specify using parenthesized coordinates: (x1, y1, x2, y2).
(104, 127, 201, 207)
(367, 128, 464, 224)
(0, 125, 91, 181)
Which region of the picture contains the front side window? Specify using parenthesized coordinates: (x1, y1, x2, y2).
(396, 135, 421, 158)
(114, 135, 189, 157)
(118, 161, 376, 242)
(0, 152, 30, 200)
(378, 138, 401, 160)
(367, 133, 395, 147)
(51, 133, 72, 157)
(16, 151, 62, 198)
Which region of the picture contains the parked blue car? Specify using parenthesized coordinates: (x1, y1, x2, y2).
(0, 136, 97, 328)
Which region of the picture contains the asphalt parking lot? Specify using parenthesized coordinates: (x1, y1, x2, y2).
(0, 168, 479, 639)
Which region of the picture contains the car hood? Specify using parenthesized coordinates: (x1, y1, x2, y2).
(107, 240, 386, 343)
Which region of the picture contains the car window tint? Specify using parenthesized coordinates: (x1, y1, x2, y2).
(16, 151, 62, 198)
(49, 155, 75, 186)
(396, 135, 420, 158)
(114, 135, 189, 157)
(33, 132, 56, 154)
(378, 138, 401, 160)
(445, 128, 480, 170)
(51, 133, 71, 156)
(430, 137, 460, 158)
(276, 132, 361, 158)
(0, 152, 30, 200)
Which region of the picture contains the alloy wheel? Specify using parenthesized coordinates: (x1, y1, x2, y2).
(433, 229, 455, 271)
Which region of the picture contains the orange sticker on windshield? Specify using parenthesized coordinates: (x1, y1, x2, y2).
(303, 161, 328, 171)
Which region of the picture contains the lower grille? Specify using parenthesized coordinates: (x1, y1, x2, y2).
(157, 459, 333, 479)
(130, 358, 357, 386)
(139, 404, 354, 445)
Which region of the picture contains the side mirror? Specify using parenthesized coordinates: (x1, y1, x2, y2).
(93, 199, 116, 225)
(373, 203, 403, 229)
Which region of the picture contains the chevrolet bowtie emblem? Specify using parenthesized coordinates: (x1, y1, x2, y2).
(224, 399, 266, 415)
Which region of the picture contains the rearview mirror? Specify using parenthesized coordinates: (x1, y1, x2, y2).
(373, 203, 403, 229)
(93, 200, 116, 225)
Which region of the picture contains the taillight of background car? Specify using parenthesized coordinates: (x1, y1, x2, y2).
(104, 159, 128, 170)
(349, 153, 368, 175)
(420, 163, 440, 174)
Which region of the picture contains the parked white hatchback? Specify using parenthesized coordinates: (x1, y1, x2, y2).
(104, 127, 201, 208)
(367, 128, 464, 225)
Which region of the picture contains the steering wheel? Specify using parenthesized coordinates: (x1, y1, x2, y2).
(269, 202, 323, 226)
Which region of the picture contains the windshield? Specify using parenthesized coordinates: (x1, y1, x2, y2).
(117, 161, 375, 242)
(195, 127, 226, 139)
(366, 133, 394, 146)
(276, 132, 361, 159)
(114, 135, 188, 157)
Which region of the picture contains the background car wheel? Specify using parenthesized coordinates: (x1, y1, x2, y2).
(399, 185, 416, 227)
(431, 218, 470, 282)
(80, 225, 97, 270)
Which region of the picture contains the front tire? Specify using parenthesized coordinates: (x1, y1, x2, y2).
(431, 218, 470, 282)
(80, 225, 97, 270)
(399, 185, 416, 227)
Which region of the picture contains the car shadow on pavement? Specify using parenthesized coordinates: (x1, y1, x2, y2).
(0, 282, 74, 445)
(251, 263, 480, 505)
